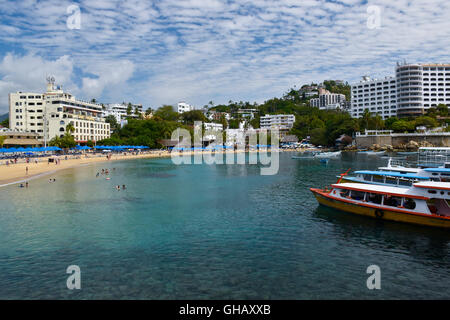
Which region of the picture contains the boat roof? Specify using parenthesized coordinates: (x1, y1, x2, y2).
(332, 183, 428, 200)
(378, 166, 421, 173)
(423, 168, 450, 173)
(413, 181, 450, 190)
(354, 170, 429, 180)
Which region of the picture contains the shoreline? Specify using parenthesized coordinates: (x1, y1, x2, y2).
(0, 148, 303, 187)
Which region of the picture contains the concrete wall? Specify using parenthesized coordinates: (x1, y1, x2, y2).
(355, 134, 450, 148)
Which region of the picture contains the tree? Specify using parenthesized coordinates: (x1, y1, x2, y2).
(180, 110, 207, 125)
(153, 105, 179, 121)
(228, 119, 240, 129)
(66, 123, 75, 135)
(310, 127, 327, 146)
(391, 120, 414, 132)
(145, 107, 153, 115)
(105, 115, 119, 132)
(436, 104, 449, 117)
(49, 132, 76, 149)
(86, 140, 94, 147)
(0, 118, 9, 128)
(91, 98, 96, 104)
(0, 135, 6, 148)
(127, 103, 132, 116)
(414, 116, 439, 128)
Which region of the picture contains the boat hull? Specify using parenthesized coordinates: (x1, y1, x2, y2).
(310, 188, 450, 229)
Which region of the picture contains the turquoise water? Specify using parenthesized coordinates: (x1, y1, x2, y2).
(0, 152, 449, 299)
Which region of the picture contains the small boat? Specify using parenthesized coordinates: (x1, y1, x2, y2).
(314, 151, 341, 158)
(397, 151, 418, 156)
(358, 151, 385, 156)
(310, 181, 450, 228)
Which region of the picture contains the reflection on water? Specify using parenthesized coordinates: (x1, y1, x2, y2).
(0, 152, 449, 299)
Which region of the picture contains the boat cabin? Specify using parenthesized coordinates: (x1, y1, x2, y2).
(348, 170, 430, 187)
(329, 182, 450, 217)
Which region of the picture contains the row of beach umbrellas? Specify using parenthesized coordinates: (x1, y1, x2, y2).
(94, 145, 149, 150)
(172, 144, 272, 151)
(0, 146, 62, 153)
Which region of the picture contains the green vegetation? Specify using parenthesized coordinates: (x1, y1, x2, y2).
(97, 118, 191, 149)
(49, 133, 76, 149)
(96, 83, 448, 148)
(0, 135, 6, 147)
(104, 115, 120, 132)
(153, 105, 179, 122)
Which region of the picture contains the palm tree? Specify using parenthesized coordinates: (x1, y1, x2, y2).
(66, 123, 75, 135)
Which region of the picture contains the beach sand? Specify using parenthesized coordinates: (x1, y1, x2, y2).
(0, 151, 172, 187)
(0, 148, 302, 187)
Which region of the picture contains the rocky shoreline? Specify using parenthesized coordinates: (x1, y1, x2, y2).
(344, 139, 436, 152)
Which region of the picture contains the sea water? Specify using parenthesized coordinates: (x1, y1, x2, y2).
(0, 152, 449, 299)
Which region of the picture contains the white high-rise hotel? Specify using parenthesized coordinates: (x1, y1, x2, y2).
(9, 77, 110, 144)
(351, 63, 450, 119)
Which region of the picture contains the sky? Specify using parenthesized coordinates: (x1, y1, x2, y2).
(0, 0, 449, 114)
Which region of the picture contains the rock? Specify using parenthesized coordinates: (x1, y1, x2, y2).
(371, 144, 381, 151)
(406, 140, 419, 150)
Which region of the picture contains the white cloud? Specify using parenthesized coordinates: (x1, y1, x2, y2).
(0, 0, 449, 111)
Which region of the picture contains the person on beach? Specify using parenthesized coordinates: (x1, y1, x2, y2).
(25, 182, 28, 188)
(26, 166, 28, 175)
(19, 183, 24, 188)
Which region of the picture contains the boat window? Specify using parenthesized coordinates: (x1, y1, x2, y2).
(428, 190, 437, 194)
(340, 190, 350, 198)
(350, 191, 365, 201)
(373, 176, 384, 183)
(363, 174, 371, 181)
(384, 195, 402, 207)
(404, 198, 416, 210)
(368, 193, 382, 204)
(399, 179, 412, 186)
(385, 177, 397, 185)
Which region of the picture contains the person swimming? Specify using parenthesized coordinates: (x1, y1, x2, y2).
(116, 185, 121, 191)
(122, 185, 126, 190)
(19, 184, 24, 188)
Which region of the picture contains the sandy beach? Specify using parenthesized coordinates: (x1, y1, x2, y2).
(0, 151, 172, 187)
(0, 148, 305, 187)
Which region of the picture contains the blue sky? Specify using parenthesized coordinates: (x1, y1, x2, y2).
(0, 0, 449, 113)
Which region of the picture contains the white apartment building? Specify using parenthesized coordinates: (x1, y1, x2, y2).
(9, 78, 110, 144)
(177, 102, 194, 113)
(260, 114, 296, 130)
(396, 63, 450, 117)
(310, 90, 346, 110)
(351, 63, 450, 119)
(350, 76, 397, 119)
(102, 103, 143, 122)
